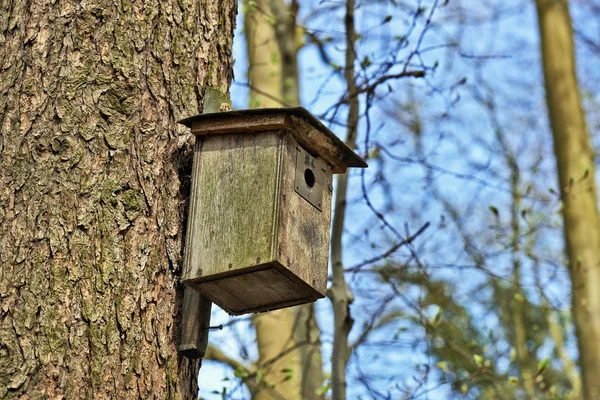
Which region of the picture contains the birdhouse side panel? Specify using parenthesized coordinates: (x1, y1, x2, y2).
(275, 133, 332, 296)
(182, 132, 282, 283)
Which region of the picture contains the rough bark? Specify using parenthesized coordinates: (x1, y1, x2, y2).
(535, 0, 600, 398)
(328, 0, 357, 398)
(269, 0, 300, 107)
(244, 1, 302, 399)
(0, 0, 235, 396)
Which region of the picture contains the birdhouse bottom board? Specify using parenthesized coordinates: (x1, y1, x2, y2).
(182, 130, 332, 315)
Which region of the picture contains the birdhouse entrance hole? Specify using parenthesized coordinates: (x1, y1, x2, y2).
(294, 145, 326, 211)
(304, 169, 315, 188)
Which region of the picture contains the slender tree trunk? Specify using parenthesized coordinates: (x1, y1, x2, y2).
(270, 0, 300, 107)
(0, 0, 235, 397)
(244, 2, 302, 399)
(329, 0, 358, 399)
(535, 1, 600, 398)
(505, 136, 536, 397)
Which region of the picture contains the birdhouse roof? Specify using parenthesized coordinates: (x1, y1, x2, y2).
(179, 107, 367, 174)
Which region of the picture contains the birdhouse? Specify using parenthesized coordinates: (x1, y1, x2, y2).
(179, 107, 367, 315)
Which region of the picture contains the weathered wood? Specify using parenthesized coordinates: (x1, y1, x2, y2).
(183, 132, 282, 279)
(178, 288, 212, 359)
(180, 109, 365, 315)
(180, 108, 367, 174)
(178, 87, 230, 358)
(275, 133, 331, 296)
(197, 263, 321, 314)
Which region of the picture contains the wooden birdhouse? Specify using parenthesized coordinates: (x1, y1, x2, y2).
(179, 107, 367, 315)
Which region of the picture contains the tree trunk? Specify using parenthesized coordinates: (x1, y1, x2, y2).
(535, 1, 600, 398)
(329, 0, 357, 399)
(0, 0, 235, 396)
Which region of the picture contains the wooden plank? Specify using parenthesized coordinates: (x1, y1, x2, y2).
(196, 264, 322, 315)
(190, 114, 287, 136)
(183, 108, 367, 174)
(179, 87, 230, 358)
(178, 288, 212, 359)
(274, 133, 331, 296)
(182, 132, 281, 282)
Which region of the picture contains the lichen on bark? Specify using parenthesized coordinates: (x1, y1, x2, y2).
(0, 0, 236, 397)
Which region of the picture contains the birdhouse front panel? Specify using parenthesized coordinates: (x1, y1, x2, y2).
(185, 132, 280, 279)
(179, 108, 367, 315)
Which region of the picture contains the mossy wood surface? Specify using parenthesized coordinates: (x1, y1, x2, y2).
(184, 132, 281, 278)
(182, 131, 331, 314)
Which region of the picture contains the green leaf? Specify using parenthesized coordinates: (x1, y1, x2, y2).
(473, 354, 483, 368)
(514, 293, 525, 303)
(256, 368, 264, 383)
(270, 52, 279, 64)
(233, 366, 248, 379)
(436, 361, 449, 372)
(537, 358, 550, 376)
(316, 383, 331, 396)
(383, 15, 393, 24)
(328, 62, 342, 71)
(488, 205, 499, 216)
(508, 376, 519, 385)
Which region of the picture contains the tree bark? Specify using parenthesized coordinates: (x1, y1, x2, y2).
(0, 0, 235, 396)
(535, 0, 600, 398)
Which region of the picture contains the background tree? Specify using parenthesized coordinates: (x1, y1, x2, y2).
(0, 0, 235, 397)
(536, 0, 600, 397)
